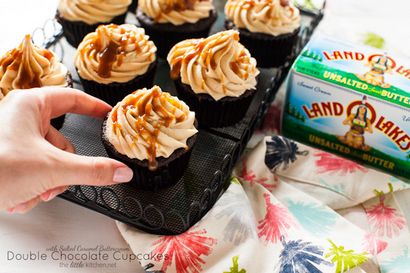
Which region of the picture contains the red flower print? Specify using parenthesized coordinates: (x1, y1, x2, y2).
(257, 102, 282, 134)
(365, 190, 406, 238)
(363, 233, 388, 255)
(314, 151, 367, 175)
(151, 229, 217, 273)
(239, 160, 276, 191)
(258, 193, 294, 244)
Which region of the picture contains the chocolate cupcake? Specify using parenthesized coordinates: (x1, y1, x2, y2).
(0, 35, 73, 129)
(56, 0, 131, 47)
(224, 0, 301, 67)
(102, 86, 198, 191)
(75, 24, 157, 106)
(168, 30, 260, 127)
(136, 0, 217, 58)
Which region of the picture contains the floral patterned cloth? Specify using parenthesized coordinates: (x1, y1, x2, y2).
(117, 133, 410, 273)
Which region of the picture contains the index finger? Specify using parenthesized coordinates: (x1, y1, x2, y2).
(38, 87, 112, 119)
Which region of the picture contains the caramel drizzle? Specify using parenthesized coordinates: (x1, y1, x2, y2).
(0, 35, 54, 89)
(170, 31, 250, 83)
(112, 86, 188, 170)
(85, 24, 149, 78)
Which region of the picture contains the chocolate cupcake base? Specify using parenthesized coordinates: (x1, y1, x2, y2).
(174, 79, 256, 128)
(225, 20, 300, 68)
(102, 118, 198, 191)
(78, 61, 157, 106)
(137, 10, 217, 58)
(56, 11, 127, 48)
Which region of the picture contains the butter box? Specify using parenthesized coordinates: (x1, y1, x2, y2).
(282, 35, 410, 180)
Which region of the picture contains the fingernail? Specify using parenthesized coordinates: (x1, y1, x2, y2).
(7, 207, 15, 213)
(12, 203, 27, 214)
(113, 167, 133, 183)
(41, 190, 60, 202)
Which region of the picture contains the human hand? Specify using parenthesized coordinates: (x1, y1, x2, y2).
(0, 87, 133, 213)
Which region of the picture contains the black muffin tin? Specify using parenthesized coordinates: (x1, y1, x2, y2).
(34, 1, 325, 235)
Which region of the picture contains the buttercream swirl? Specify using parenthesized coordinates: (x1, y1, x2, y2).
(0, 35, 68, 99)
(58, 0, 131, 25)
(106, 86, 198, 170)
(225, 0, 300, 36)
(167, 30, 259, 101)
(138, 0, 214, 25)
(75, 24, 157, 84)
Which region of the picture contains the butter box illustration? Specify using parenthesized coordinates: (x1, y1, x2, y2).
(283, 35, 410, 180)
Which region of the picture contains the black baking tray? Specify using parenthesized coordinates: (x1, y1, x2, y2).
(33, 1, 325, 235)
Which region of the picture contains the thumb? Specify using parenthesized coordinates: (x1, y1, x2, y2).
(49, 150, 134, 188)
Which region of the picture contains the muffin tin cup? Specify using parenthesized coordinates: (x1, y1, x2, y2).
(56, 11, 128, 48)
(174, 79, 257, 128)
(225, 20, 300, 68)
(136, 10, 218, 58)
(101, 118, 198, 191)
(77, 61, 157, 106)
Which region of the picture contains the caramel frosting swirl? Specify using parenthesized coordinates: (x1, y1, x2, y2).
(167, 30, 259, 101)
(225, 0, 300, 36)
(138, 0, 214, 25)
(75, 24, 157, 84)
(106, 86, 198, 170)
(0, 35, 68, 98)
(58, 0, 131, 25)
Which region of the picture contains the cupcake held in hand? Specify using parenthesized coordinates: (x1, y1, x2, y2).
(56, 0, 131, 47)
(0, 35, 73, 129)
(225, 0, 301, 67)
(75, 24, 157, 106)
(102, 85, 198, 191)
(137, 0, 217, 58)
(167, 30, 259, 127)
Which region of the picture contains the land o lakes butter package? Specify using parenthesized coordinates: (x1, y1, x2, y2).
(282, 35, 410, 180)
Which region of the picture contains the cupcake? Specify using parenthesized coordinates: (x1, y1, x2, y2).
(224, 0, 301, 67)
(136, 0, 217, 58)
(102, 85, 198, 191)
(167, 30, 260, 127)
(56, 0, 131, 47)
(75, 24, 157, 106)
(0, 35, 73, 129)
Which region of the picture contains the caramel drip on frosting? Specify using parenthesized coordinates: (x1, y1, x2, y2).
(110, 86, 190, 170)
(0, 35, 68, 97)
(167, 30, 259, 101)
(76, 24, 157, 84)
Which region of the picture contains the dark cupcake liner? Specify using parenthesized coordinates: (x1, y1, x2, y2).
(101, 117, 198, 191)
(128, 0, 138, 13)
(136, 10, 217, 58)
(225, 20, 300, 68)
(50, 72, 74, 130)
(77, 61, 157, 106)
(174, 79, 256, 128)
(56, 11, 127, 48)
